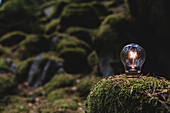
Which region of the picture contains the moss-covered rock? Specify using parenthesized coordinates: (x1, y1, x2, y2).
(59, 48, 91, 74)
(44, 73, 74, 94)
(87, 51, 99, 74)
(59, 3, 100, 31)
(0, 31, 26, 47)
(0, 0, 40, 37)
(56, 34, 91, 53)
(94, 13, 131, 74)
(85, 75, 170, 113)
(47, 0, 69, 20)
(66, 27, 93, 45)
(16, 34, 50, 60)
(0, 45, 11, 57)
(94, 13, 127, 53)
(90, 2, 109, 18)
(16, 52, 63, 86)
(76, 75, 101, 98)
(0, 74, 16, 98)
(71, 0, 110, 3)
(44, 18, 60, 34)
(16, 57, 34, 83)
(0, 58, 13, 73)
(87, 51, 98, 69)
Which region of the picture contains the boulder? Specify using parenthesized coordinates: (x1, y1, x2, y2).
(59, 3, 100, 31)
(85, 75, 170, 113)
(94, 13, 130, 76)
(56, 33, 91, 54)
(16, 52, 64, 87)
(0, 31, 26, 47)
(0, 0, 40, 37)
(16, 34, 50, 60)
(66, 27, 93, 45)
(59, 48, 91, 74)
(44, 19, 60, 34)
(44, 73, 74, 94)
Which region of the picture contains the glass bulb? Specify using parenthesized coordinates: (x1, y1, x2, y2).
(120, 43, 146, 74)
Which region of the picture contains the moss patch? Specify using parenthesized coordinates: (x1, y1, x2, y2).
(0, 31, 26, 47)
(66, 27, 93, 45)
(76, 75, 101, 98)
(85, 75, 170, 113)
(59, 3, 100, 31)
(44, 73, 74, 94)
(0, 74, 16, 98)
(59, 48, 91, 73)
(17, 34, 50, 60)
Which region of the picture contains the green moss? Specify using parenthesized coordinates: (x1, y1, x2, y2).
(37, 98, 78, 113)
(47, 89, 66, 101)
(0, 31, 26, 47)
(85, 75, 170, 113)
(16, 52, 63, 84)
(0, 45, 10, 57)
(56, 34, 91, 53)
(66, 27, 93, 45)
(0, 0, 40, 36)
(45, 18, 60, 34)
(16, 57, 34, 83)
(0, 95, 29, 113)
(17, 34, 50, 60)
(39, 0, 57, 10)
(87, 51, 98, 69)
(0, 58, 12, 73)
(44, 73, 74, 94)
(87, 51, 99, 74)
(0, 74, 16, 98)
(76, 75, 101, 98)
(59, 3, 100, 31)
(90, 2, 108, 17)
(48, 0, 69, 19)
(59, 48, 91, 73)
(94, 13, 130, 74)
(94, 13, 125, 53)
(71, 0, 109, 3)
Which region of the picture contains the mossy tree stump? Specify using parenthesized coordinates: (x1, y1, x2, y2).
(85, 75, 170, 113)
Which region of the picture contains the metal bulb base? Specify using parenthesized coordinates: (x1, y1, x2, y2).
(125, 72, 140, 78)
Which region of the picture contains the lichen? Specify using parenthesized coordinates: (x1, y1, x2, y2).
(85, 75, 170, 113)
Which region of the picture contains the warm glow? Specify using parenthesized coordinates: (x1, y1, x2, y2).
(129, 51, 137, 59)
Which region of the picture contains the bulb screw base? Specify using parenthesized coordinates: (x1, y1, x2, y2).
(125, 72, 140, 78)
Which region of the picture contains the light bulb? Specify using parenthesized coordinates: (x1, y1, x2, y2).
(120, 43, 146, 77)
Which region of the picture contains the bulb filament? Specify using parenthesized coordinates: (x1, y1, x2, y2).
(129, 51, 137, 68)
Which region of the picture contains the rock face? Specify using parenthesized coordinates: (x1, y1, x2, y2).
(0, 0, 40, 37)
(16, 35, 50, 60)
(0, 31, 26, 47)
(85, 75, 170, 113)
(59, 3, 101, 31)
(17, 53, 64, 87)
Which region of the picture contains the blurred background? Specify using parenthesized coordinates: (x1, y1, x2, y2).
(0, 0, 170, 112)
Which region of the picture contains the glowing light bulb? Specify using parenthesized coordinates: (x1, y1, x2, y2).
(120, 43, 146, 77)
